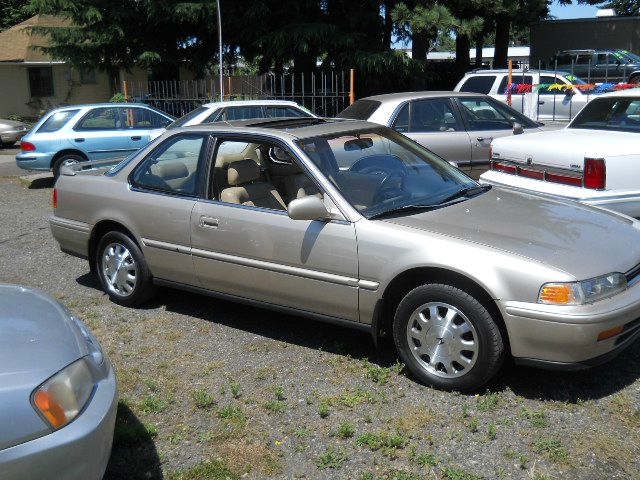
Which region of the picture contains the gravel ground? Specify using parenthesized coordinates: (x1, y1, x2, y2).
(0, 174, 639, 480)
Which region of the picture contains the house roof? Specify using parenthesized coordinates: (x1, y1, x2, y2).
(0, 15, 71, 63)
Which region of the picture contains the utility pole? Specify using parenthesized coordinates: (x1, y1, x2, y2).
(217, 0, 224, 101)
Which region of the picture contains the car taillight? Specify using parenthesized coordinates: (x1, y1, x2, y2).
(53, 188, 57, 209)
(491, 161, 517, 174)
(546, 172, 583, 187)
(584, 158, 606, 190)
(21, 141, 36, 152)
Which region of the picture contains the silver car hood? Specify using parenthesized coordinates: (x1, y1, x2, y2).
(0, 285, 88, 450)
(383, 188, 640, 280)
(0, 119, 26, 130)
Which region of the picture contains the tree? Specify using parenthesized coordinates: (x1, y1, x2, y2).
(580, 0, 640, 15)
(1, 0, 31, 31)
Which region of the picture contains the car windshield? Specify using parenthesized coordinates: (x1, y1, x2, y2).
(167, 106, 210, 129)
(337, 99, 382, 120)
(569, 97, 640, 133)
(619, 50, 640, 63)
(297, 127, 479, 219)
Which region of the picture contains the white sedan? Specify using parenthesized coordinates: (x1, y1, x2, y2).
(480, 89, 640, 218)
(149, 99, 316, 140)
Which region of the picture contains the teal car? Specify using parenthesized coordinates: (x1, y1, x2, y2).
(16, 103, 174, 179)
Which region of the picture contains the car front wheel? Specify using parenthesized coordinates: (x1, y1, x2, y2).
(393, 283, 504, 392)
(95, 231, 155, 307)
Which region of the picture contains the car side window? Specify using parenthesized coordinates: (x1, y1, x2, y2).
(497, 75, 533, 94)
(392, 103, 409, 132)
(265, 106, 309, 118)
(539, 75, 569, 95)
(37, 110, 80, 133)
(75, 107, 123, 130)
(458, 76, 496, 94)
(221, 106, 265, 121)
(409, 99, 461, 133)
(597, 53, 618, 65)
(124, 108, 171, 129)
(130, 135, 206, 196)
(457, 98, 515, 131)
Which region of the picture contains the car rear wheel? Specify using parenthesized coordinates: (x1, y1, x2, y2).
(393, 283, 504, 392)
(629, 74, 640, 84)
(52, 154, 83, 181)
(95, 231, 155, 307)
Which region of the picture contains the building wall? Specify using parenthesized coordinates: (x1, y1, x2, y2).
(531, 17, 640, 65)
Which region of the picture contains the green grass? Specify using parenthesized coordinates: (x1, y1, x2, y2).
(264, 400, 286, 414)
(229, 378, 241, 399)
(191, 388, 216, 409)
(333, 422, 355, 439)
(318, 401, 330, 418)
(467, 417, 479, 433)
(442, 467, 483, 480)
(362, 359, 391, 384)
(533, 436, 569, 463)
(476, 391, 499, 412)
(113, 421, 158, 445)
(356, 431, 409, 456)
(139, 395, 168, 414)
(340, 387, 375, 407)
(274, 385, 286, 401)
(167, 459, 239, 480)
(521, 407, 549, 428)
(217, 405, 247, 426)
(487, 423, 497, 440)
(316, 446, 349, 469)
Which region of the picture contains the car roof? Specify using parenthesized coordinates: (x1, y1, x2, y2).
(360, 91, 487, 103)
(174, 117, 381, 141)
(200, 99, 304, 109)
(462, 69, 572, 76)
(53, 103, 151, 111)
(599, 89, 640, 98)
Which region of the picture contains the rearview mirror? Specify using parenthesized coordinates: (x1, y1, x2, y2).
(513, 122, 524, 135)
(344, 138, 373, 151)
(287, 196, 330, 221)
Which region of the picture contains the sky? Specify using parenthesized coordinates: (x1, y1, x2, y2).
(549, 2, 600, 19)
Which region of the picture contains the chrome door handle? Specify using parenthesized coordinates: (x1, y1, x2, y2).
(131, 136, 142, 141)
(476, 137, 493, 142)
(74, 138, 85, 142)
(199, 216, 218, 229)
(538, 100, 545, 105)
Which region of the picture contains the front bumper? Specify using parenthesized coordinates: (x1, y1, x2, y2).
(16, 152, 55, 171)
(480, 170, 640, 218)
(0, 359, 117, 480)
(501, 279, 640, 368)
(1, 129, 28, 144)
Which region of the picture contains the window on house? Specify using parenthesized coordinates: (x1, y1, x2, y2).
(28, 67, 54, 97)
(79, 68, 97, 84)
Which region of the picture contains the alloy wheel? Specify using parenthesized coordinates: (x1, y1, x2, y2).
(101, 242, 137, 296)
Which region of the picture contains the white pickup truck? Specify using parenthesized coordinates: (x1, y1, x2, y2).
(480, 89, 640, 218)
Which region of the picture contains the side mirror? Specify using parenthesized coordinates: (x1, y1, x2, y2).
(287, 195, 330, 221)
(513, 122, 524, 135)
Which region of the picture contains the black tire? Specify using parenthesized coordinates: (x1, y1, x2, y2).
(95, 231, 156, 307)
(52, 153, 84, 181)
(2, 141, 16, 148)
(629, 74, 640, 84)
(393, 283, 504, 392)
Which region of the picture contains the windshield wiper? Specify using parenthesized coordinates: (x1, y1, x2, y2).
(367, 185, 491, 220)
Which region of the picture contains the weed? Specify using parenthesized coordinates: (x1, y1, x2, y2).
(143, 378, 158, 392)
(274, 385, 286, 401)
(293, 426, 310, 438)
(166, 459, 239, 480)
(461, 403, 470, 418)
(414, 451, 438, 467)
(217, 405, 247, 426)
(442, 467, 483, 480)
(356, 431, 409, 457)
(487, 423, 497, 440)
(363, 412, 373, 423)
(468, 417, 479, 433)
(318, 401, 330, 418)
(533, 436, 568, 463)
(191, 389, 216, 409)
(477, 391, 499, 412)
(168, 432, 184, 445)
(264, 400, 286, 414)
(503, 448, 517, 460)
(519, 454, 530, 470)
(340, 387, 375, 407)
(316, 446, 348, 469)
(334, 422, 355, 439)
(139, 395, 168, 414)
(229, 378, 241, 399)
(521, 407, 549, 428)
(362, 359, 391, 384)
(114, 421, 158, 445)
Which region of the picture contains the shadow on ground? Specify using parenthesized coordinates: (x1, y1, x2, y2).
(28, 176, 54, 189)
(104, 402, 163, 480)
(78, 273, 640, 403)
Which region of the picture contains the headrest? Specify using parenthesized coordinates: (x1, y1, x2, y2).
(257, 145, 301, 175)
(227, 159, 261, 186)
(152, 161, 189, 180)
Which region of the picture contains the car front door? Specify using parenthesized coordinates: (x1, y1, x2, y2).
(190, 136, 360, 321)
(126, 133, 209, 285)
(391, 100, 472, 175)
(71, 107, 134, 160)
(538, 75, 574, 121)
(124, 107, 173, 149)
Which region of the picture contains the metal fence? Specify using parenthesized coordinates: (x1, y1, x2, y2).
(123, 71, 351, 118)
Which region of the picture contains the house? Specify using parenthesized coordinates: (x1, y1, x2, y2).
(0, 15, 150, 118)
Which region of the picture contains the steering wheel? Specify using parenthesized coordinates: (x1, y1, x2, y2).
(373, 170, 406, 204)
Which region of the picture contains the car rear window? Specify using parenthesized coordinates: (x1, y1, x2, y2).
(497, 75, 533, 94)
(167, 106, 210, 129)
(37, 110, 79, 133)
(458, 76, 497, 94)
(569, 97, 640, 133)
(337, 99, 382, 120)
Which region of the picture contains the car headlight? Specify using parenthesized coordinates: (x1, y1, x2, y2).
(31, 358, 95, 430)
(538, 273, 627, 305)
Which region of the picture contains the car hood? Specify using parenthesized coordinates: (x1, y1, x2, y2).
(0, 119, 26, 130)
(0, 285, 88, 450)
(492, 129, 640, 169)
(382, 188, 640, 280)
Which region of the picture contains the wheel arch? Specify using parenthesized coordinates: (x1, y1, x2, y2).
(377, 266, 510, 352)
(50, 149, 88, 169)
(88, 220, 141, 273)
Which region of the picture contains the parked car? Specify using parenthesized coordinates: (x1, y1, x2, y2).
(0, 118, 29, 147)
(50, 117, 640, 391)
(149, 99, 316, 140)
(16, 103, 174, 179)
(481, 89, 640, 218)
(337, 92, 543, 178)
(0, 284, 116, 480)
(454, 69, 592, 121)
(553, 49, 640, 83)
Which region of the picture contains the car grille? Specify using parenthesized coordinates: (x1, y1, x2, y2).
(625, 263, 640, 286)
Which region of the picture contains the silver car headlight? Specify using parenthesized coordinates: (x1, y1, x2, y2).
(31, 358, 95, 430)
(538, 273, 627, 305)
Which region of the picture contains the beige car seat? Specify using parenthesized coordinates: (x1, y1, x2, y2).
(220, 159, 286, 210)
